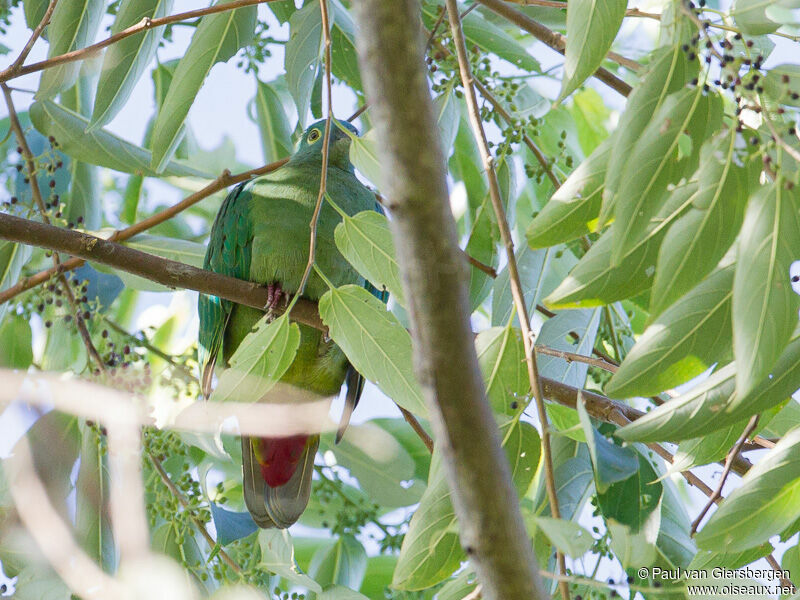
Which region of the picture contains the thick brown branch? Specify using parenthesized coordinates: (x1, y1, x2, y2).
(0, 0, 277, 82)
(0, 159, 287, 305)
(476, 0, 632, 97)
(0, 212, 323, 330)
(352, 1, 547, 598)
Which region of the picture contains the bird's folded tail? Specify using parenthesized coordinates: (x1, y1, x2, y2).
(242, 434, 318, 529)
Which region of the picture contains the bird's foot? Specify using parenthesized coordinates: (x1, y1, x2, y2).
(265, 282, 285, 320)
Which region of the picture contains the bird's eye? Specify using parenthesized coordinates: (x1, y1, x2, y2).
(307, 129, 321, 142)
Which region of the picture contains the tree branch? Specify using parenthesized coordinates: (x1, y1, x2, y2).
(352, 2, 547, 598)
(0, 0, 278, 82)
(476, 0, 632, 97)
(4, 0, 58, 77)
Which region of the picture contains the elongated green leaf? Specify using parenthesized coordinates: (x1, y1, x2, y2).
(537, 308, 601, 388)
(476, 326, 527, 415)
(696, 426, 800, 551)
(651, 131, 755, 316)
(319, 586, 369, 600)
(329, 0, 361, 92)
(602, 46, 696, 226)
(36, 0, 104, 98)
(318, 285, 427, 417)
(668, 421, 747, 475)
(259, 529, 322, 592)
(527, 138, 610, 248)
(732, 0, 781, 34)
(254, 79, 293, 164)
(599, 452, 662, 533)
(577, 399, 638, 493)
(0, 314, 33, 369)
(210, 314, 300, 404)
(41, 322, 87, 373)
(334, 211, 404, 305)
(24, 0, 49, 31)
(393, 421, 539, 590)
(763, 63, 800, 108)
(347, 129, 382, 187)
(612, 89, 722, 263)
(286, 0, 322, 127)
(150, 0, 256, 171)
(322, 423, 423, 507)
(558, 0, 626, 101)
(733, 182, 800, 396)
(30, 100, 207, 177)
(606, 263, 734, 398)
(90, 0, 174, 129)
(0, 241, 32, 323)
(545, 181, 697, 309)
(535, 517, 594, 558)
(309, 536, 367, 591)
(433, 89, 459, 157)
(491, 244, 546, 325)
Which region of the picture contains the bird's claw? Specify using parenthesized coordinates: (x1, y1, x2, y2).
(265, 282, 285, 321)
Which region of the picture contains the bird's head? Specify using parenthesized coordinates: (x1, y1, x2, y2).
(292, 119, 358, 171)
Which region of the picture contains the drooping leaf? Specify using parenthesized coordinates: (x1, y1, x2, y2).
(534, 517, 594, 558)
(537, 308, 601, 389)
(150, 0, 257, 171)
(30, 100, 208, 177)
(334, 210, 404, 305)
(210, 314, 300, 404)
(0, 313, 33, 369)
(259, 529, 322, 591)
(606, 263, 734, 398)
(0, 241, 32, 323)
(558, 0, 626, 102)
(90, 0, 175, 129)
(308, 536, 367, 591)
(254, 78, 294, 164)
(36, 0, 104, 98)
(491, 244, 547, 326)
(209, 503, 257, 545)
(696, 426, 800, 552)
(329, 0, 362, 92)
(347, 128, 382, 188)
(611, 88, 722, 263)
(733, 181, 800, 396)
(668, 421, 747, 474)
(577, 399, 638, 493)
(476, 326, 528, 415)
(731, 0, 781, 34)
(285, 0, 322, 127)
(651, 130, 756, 316)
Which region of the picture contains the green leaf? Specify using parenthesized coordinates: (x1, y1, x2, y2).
(606, 263, 734, 398)
(10, 566, 71, 600)
(0, 313, 33, 369)
(347, 128, 382, 188)
(393, 421, 539, 590)
(210, 314, 300, 404)
(150, 0, 256, 171)
(333, 210, 404, 305)
(436, 572, 478, 600)
(75, 424, 114, 572)
(611, 88, 722, 263)
(433, 89, 459, 157)
(651, 131, 756, 316)
(36, 0, 104, 98)
(359, 555, 398, 599)
(41, 323, 87, 373)
(537, 308, 601, 389)
(254, 78, 294, 164)
(0, 240, 33, 326)
(733, 181, 800, 396)
(322, 422, 423, 507)
(577, 398, 638, 493)
(89, 0, 174, 129)
(308, 536, 367, 591)
(491, 244, 548, 327)
(545, 180, 697, 309)
(476, 326, 528, 415)
(30, 100, 207, 177)
(534, 516, 594, 558)
(286, 0, 322, 127)
(732, 0, 781, 34)
(259, 529, 322, 591)
(558, 0, 626, 102)
(319, 586, 369, 600)
(329, 0, 361, 92)
(24, 0, 50, 32)
(371, 417, 432, 482)
(689, 545, 771, 570)
(763, 63, 800, 108)
(319, 285, 427, 417)
(696, 426, 800, 552)
(527, 138, 610, 248)
(602, 46, 697, 227)
(668, 421, 747, 474)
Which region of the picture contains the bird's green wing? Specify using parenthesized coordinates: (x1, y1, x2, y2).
(198, 182, 253, 398)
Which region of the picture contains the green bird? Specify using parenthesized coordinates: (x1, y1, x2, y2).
(198, 120, 377, 529)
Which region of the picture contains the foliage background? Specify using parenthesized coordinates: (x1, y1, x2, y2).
(0, 0, 799, 599)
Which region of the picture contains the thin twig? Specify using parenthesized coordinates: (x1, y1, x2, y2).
(1, 84, 107, 374)
(5, 0, 58, 76)
(0, 158, 287, 306)
(148, 454, 243, 575)
(476, 0, 632, 97)
(535, 344, 618, 373)
(296, 0, 334, 299)
(398, 406, 434, 453)
(0, 0, 278, 82)
(690, 414, 760, 536)
(443, 3, 568, 598)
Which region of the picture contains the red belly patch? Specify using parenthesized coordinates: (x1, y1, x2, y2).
(251, 435, 310, 487)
